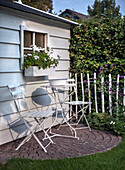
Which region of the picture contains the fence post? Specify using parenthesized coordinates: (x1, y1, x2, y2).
(69, 72, 72, 117)
(101, 76, 105, 113)
(75, 73, 78, 119)
(87, 73, 91, 114)
(109, 74, 112, 116)
(116, 74, 120, 114)
(81, 73, 85, 107)
(94, 73, 98, 113)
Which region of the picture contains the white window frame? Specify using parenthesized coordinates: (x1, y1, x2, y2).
(20, 25, 49, 70)
(24, 31, 48, 52)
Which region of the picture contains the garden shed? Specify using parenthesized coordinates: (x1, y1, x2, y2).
(0, 0, 78, 145)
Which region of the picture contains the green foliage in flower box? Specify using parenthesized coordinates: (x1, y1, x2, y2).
(24, 47, 59, 69)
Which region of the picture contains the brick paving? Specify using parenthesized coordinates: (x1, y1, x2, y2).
(0, 124, 122, 164)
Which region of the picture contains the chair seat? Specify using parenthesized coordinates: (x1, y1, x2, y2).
(64, 101, 90, 105)
(22, 110, 55, 118)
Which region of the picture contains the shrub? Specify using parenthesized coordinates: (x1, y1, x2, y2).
(87, 112, 125, 136)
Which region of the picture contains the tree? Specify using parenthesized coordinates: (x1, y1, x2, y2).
(7, 0, 53, 13)
(22, 0, 53, 13)
(88, 0, 121, 17)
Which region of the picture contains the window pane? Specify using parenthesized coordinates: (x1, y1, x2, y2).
(35, 33, 45, 48)
(24, 31, 33, 47)
(24, 49, 32, 55)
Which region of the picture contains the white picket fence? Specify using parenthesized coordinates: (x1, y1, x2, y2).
(73, 73, 125, 115)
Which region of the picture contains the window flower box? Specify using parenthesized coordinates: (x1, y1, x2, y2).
(24, 66, 55, 77)
(23, 45, 59, 77)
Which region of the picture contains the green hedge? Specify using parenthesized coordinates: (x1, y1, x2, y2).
(70, 15, 125, 76)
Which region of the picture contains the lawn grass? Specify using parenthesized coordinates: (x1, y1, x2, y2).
(0, 135, 125, 170)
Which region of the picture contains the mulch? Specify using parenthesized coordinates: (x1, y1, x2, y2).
(0, 124, 122, 164)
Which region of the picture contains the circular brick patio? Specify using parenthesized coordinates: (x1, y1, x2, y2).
(0, 124, 122, 164)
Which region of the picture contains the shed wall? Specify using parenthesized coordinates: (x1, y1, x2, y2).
(0, 10, 71, 145)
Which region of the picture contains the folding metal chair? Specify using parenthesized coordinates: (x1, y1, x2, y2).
(59, 78, 91, 131)
(8, 84, 56, 153)
(42, 80, 79, 140)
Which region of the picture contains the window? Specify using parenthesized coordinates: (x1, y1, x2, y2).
(24, 31, 33, 47)
(35, 32, 45, 48)
(24, 31, 47, 54)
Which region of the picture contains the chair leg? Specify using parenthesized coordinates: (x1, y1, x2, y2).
(34, 118, 54, 144)
(83, 113, 91, 131)
(80, 106, 91, 131)
(16, 117, 53, 152)
(57, 105, 74, 131)
(43, 108, 79, 140)
(32, 133, 47, 153)
(43, 129, 54, 144)
(62, 105, 91, 131)
(77, 105, 91, 131)
(76, 105, 88, 124)
(15, 134, 31, 150)
(15, 127, 48, 152)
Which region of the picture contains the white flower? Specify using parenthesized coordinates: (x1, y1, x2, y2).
(30, 45, 34, 48)
(30, 45, 40, 52)
(39, 47, 45, 51)
(110, 121, 113, 124)
(110, 121, 115, 125)
(27, 53, 32, 56)
(34, 55, 39, 60)
(30, 45, 37, 50)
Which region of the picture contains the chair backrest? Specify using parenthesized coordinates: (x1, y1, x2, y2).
(8, 84, 30, 113)
(8, 84, 23, 97)
(65, 78, 78, 101)
(68, 73, 89, 103)
(32, 88, 51, 106)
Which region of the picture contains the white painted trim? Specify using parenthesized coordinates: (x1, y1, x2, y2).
(46, 33, 50, 49)
(33, 32, 35, 50)
(23, 25, 48, 35)
(23, 27, 49, 50)
(14, 1, 78, 26)
(20, 25, 24, 70)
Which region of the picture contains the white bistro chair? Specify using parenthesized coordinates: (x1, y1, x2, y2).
(8, 84, 56, 153)
(42, 80, 79, 140)
(60, 77, 91, 131)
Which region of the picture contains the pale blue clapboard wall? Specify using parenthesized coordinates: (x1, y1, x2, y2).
(0, 7, 71, 145)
